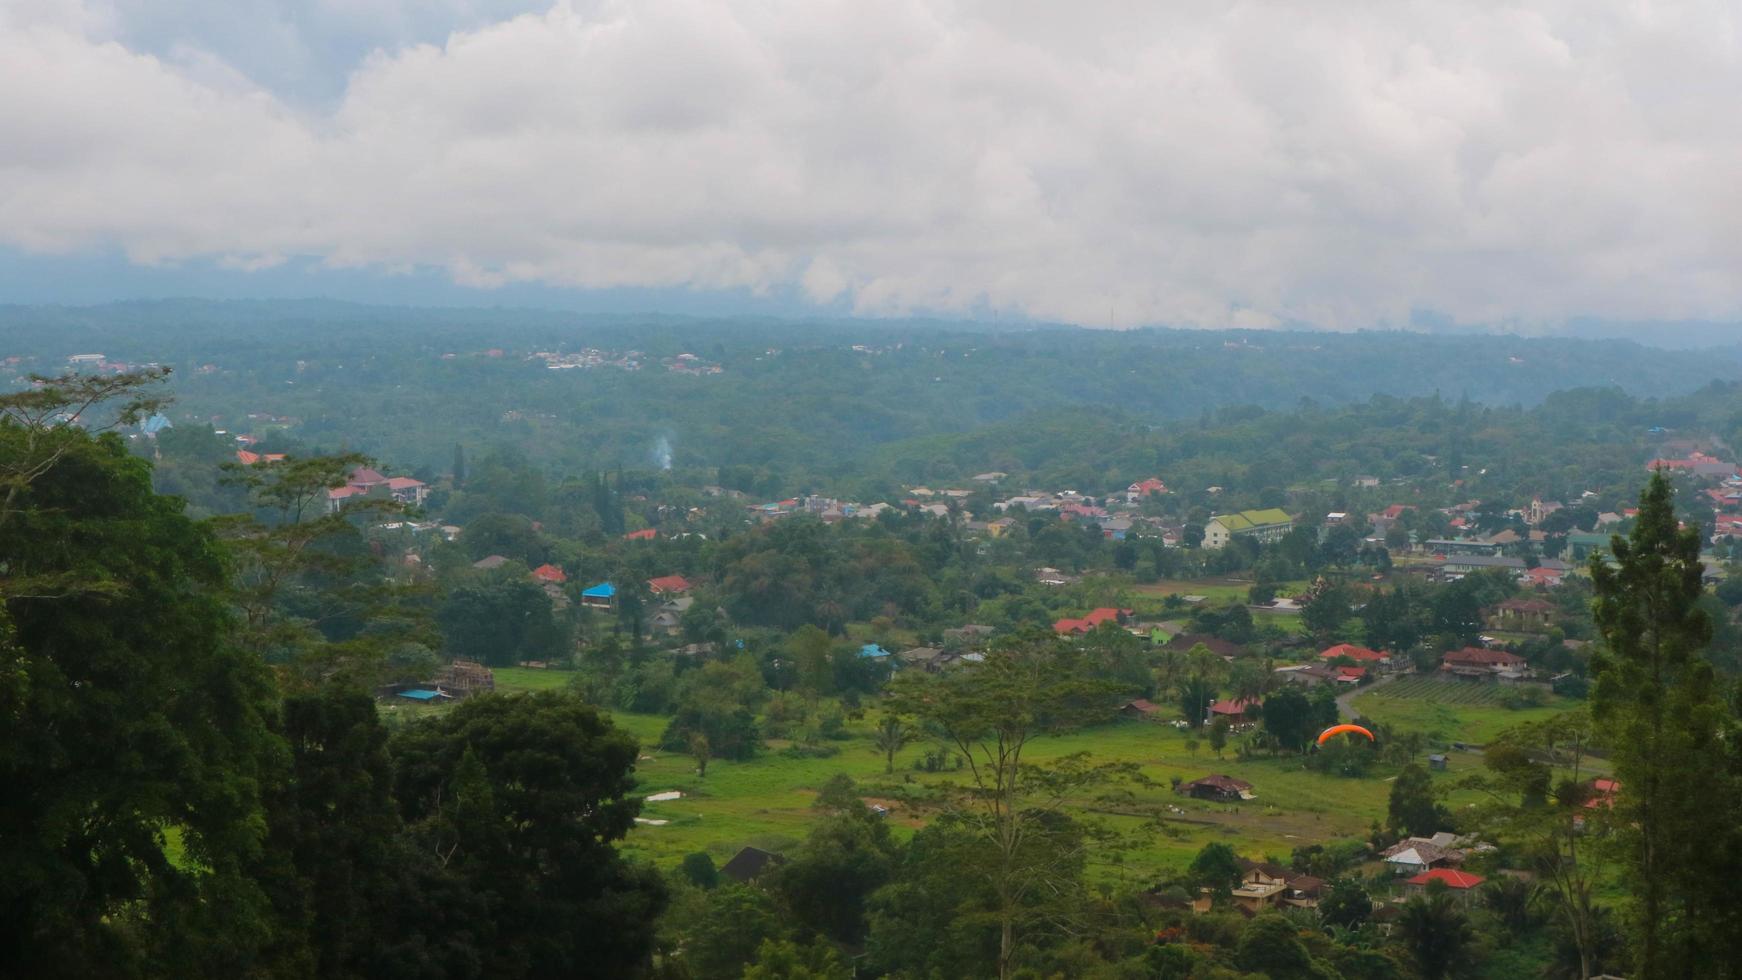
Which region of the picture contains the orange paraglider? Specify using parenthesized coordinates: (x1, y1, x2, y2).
(1316, 723, 1375, 746)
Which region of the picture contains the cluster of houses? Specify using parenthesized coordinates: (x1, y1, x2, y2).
(323, 466, 429, 511)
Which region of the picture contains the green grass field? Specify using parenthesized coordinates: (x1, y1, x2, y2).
(424, 665, 1533, 880)
(1352, 677, 1570, 744)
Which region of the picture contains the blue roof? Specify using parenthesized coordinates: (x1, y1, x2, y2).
(397, 689, 443, 701)
(582, 582, 617, 598)
(859, 644, 890, 658)
(141, 413, 172, 435)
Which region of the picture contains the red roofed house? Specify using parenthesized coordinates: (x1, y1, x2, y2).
(1405, 868, 1486, 902)
(325, 466, 424, 512)
(1441, 647, 1529, 680)
(385, 476, 428, 506)
(1053, 607, 1133, 635)
(531, 564, 567, 584)
(1126, 478, 1169, 503)
(1319, 643, 1389, 665)
(1208, 698, 1260, 725)
(325, 485, 368, 512)
(647, 574, 693, 596)
(1522, 566, 1564, 588)
(624, 528, 658, 541)
(1335, 665, 1367, 683)
(1585, 778, 1620, 809)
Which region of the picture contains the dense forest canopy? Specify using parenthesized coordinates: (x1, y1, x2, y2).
(4, 301, 1741, 495)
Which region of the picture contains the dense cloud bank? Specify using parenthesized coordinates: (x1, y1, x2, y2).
(2, 0, 1738, 328)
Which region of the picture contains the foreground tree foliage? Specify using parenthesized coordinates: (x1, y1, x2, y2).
(0, 417, 281, 976)
(392, 692, 667, 978)
(1591, 471, 1742, 978)
(2, 379, 665, 978)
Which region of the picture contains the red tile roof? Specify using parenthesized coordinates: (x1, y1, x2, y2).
(1407, 869, 1485, 889)
(623, 528, 658, 540)
(531, 564, 566, 583)
(1319, 643, 1388, 663)
(1336, 666, 1367, 680)
(647, 574, 693, 594)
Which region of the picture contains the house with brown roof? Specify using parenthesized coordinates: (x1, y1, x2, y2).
(1119, 699, 1163, 719)
(1208, 698, 1260, 726)
(1441, 646, 1529, 680)
(1491, 597, 1555, 631)
(1381, 835, 1463, 875)
(1163, 633, 1245, 659)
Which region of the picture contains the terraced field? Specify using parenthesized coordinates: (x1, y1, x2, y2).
(1372, 675, 1507, 705)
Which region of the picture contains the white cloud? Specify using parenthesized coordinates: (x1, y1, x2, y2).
(1, 0, 1738, 328)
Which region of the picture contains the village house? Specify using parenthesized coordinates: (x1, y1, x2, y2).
(651, 596, 694, 635)
(1164, 633, 1245, 659)
(1230, 859, 1323, 913)
(324, 466, 428, 512)
(1273, 663, 1341, 687)
(1119, 698, 1163, 720)
(1126, 478, 1169, 503)
(895, 646, 948, 670)
(1177, 774, 1255, 802)
(1490, 597, 1556, 631)
(1201, 508, 1294, 549)
(1441, 646, 1530, 681)
(720, 846, 786, 884)
(1319, 643, 1390, 667)
(472, 554, 509, 570)
(1403, 868, 1486, 903)
(1381, 834, 1463, 875)
(647, 574, 693, 596)
(1052, 607, 1133, 635)
(1208, 698, 1260, 726)
(580, 582, 616, 609)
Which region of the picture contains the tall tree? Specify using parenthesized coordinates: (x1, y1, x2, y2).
(1397, 885, 1474, 980)
(887, 636, 1129, 979)
(0, 414, 281, 976)
(391, 692, 667, 977)
(1590, 471, 1736, 977)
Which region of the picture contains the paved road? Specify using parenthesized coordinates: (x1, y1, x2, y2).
(1337, 672, 1397, 720)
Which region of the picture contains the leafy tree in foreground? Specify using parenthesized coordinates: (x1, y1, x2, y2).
(1590, 471, 1741, 977)
(887, 636, 1128, 979)
(1397, 885, 1474, 980)
(0, 418, 280, 977)
(391, 692, 666, 978)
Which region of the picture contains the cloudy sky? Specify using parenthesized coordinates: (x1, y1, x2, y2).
(1, 0, 1738, 329)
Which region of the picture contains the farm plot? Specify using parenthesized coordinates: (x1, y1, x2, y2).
(1369, 676, 1506, 705)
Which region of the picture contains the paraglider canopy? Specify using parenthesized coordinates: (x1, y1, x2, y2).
(1316, 723, 1375, 745)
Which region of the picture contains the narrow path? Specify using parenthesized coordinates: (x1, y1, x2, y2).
(1337, 671, 1397, 720)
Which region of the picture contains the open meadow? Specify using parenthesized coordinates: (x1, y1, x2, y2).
(1352, 675, 1571, 744)
(485, 667, 1494, 880)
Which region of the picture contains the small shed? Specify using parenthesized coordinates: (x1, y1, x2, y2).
(1428, 754, 1448, 771)
(720, 846, 786, 884)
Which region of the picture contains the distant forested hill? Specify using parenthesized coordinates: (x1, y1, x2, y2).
(3, 300, 1739, 490)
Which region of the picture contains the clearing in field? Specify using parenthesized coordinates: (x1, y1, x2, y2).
(1353, 676, 1570, 744)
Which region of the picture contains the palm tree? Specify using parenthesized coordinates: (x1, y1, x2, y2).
(1177, 674, 1217, 728)
(1398, 886, 1474, 980)
(871, 715, 913, 773)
